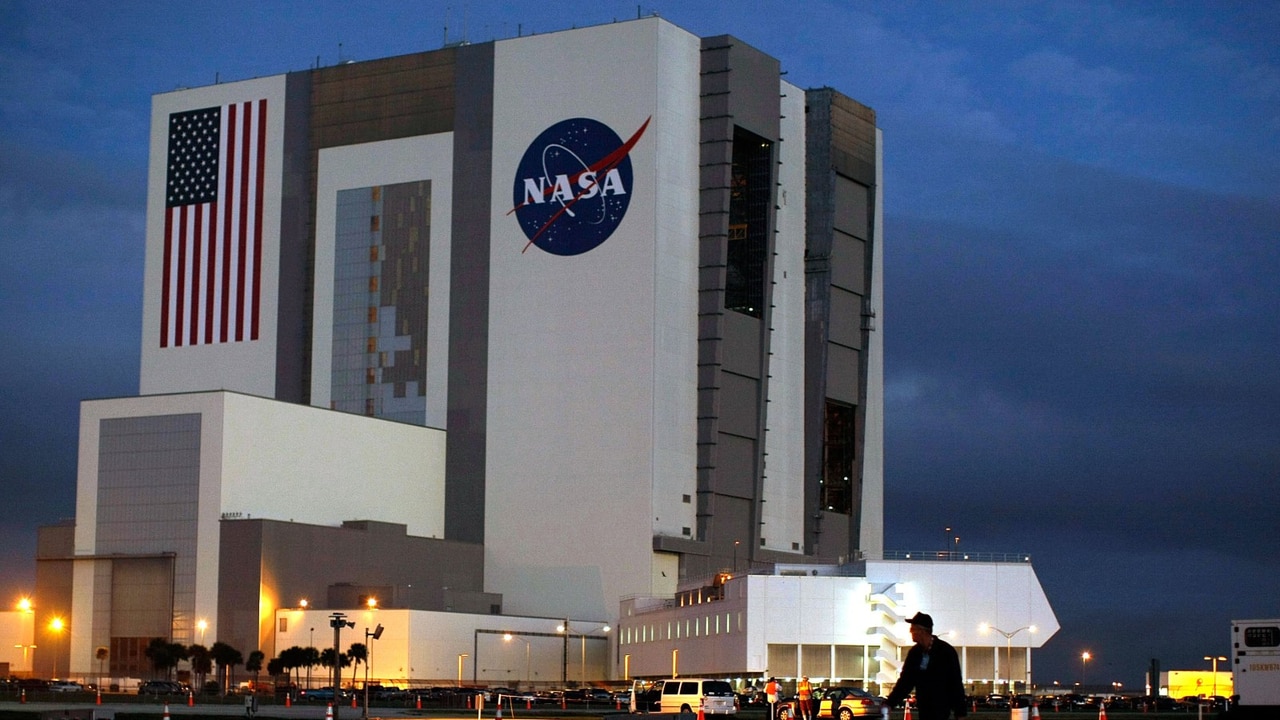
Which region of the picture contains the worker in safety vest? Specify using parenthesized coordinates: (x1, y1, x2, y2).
(793, 676, 814, 712)
(765, 678, 780, 720)
(797, 677, 813, 720)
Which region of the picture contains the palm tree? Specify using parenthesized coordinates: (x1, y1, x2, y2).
(246, 651, 265, 693)
(95, 647, 109, 686)
(347, 643, 367, 691)
(278, 646, 308, 688)
(319, 649, 351, 689)
(145, 638, 188, 680)
(188, 644, 212, 691)
(210, 641, 244, 696)
(303, 646, 321, 688)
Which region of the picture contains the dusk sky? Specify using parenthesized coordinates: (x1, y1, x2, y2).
(2, 0, 1277, 692)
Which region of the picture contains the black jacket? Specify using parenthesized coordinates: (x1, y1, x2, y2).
(884, 636, 967, 720)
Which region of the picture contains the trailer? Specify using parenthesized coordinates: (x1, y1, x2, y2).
(1227, 619, 1280, 717)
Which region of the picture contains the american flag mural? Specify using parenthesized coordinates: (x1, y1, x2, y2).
(160, 99, 267, 347)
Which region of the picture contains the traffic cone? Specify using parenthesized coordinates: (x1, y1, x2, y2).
(163, 704, 171, 720)
(351, 692, 357, 709)
(903, 700, 912, 720)
(698, 699, 706, 720)
(1098, 701, 1107, 720)
(1031, 701, 1041, 718)
(20, 689, 25, 703)
(285, 692, 291, 708)
(189, 690, 195, 706)
(326, 703, 334, 720)
(96, 689, 103, 705)
(415, 694, 422, 709)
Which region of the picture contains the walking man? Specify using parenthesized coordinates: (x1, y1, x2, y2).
(882, 612, 968, 720)
(797, 676, 813, 720)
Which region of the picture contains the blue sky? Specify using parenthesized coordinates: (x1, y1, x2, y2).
(2, 0, 1278, 691)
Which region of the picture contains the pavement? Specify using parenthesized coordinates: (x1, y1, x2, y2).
(0, 701, 644, 720)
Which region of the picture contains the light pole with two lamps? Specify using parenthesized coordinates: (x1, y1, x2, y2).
(979, 623, 1036, 693)
(556, 620, 611, 684)
(1204, 655, 1227, 699)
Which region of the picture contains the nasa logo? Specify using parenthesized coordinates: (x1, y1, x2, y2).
(510, 116, 650, 256)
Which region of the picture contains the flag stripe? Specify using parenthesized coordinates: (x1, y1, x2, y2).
(252, 98, 267, 340)
(160, 98, 266, 348)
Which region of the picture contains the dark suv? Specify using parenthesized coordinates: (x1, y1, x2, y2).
(139, 680, 186, 696)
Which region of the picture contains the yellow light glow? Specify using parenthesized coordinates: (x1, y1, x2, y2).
(17, 598, 32, 612)
(50, 617, 64, 632)
(366, 597, 377, 608)
(299, 599, 308, 608)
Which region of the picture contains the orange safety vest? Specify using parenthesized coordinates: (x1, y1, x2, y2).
(766, 681, 779, 702)
(798, 680, 811, 700)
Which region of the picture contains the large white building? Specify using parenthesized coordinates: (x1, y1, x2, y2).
(13, 15, 1057, 692)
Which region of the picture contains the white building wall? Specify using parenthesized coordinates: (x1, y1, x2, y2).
(140, 75, 291, 398)
(619, 561, 1058, 684)
(484, 18, 701, 622)
(310, 134, 454, 429)
(71, 392, 447, 673)
(859, 129, 886, 559)
(760, 80, 808, 555)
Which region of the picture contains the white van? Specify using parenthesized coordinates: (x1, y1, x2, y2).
(641, 678, 739, 715)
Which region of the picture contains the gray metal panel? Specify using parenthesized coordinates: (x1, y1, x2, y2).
(831, 231, 866, 294)
(828, 287, 862, 351)
(444, 42, 494, 544)
(833, 174, 869, 241)
(276, 70, 313, 404)
(98, 413, 201, 643)
(824, 344, 861, 405)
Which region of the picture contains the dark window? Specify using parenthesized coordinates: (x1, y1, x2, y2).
(822, 401, 856, 513)
(727, 128, 773, 317)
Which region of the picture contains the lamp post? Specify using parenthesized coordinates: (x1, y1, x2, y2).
(15, 644, 37, 673)
(363, 624, 383, 720)
(558, 620, 569, 685)
(1205, 655, 1227, 698)
(980, 623, 1036, 693)
(504, 634, 531, 685)
(49, 617, 65, 679)
(579, 625, 610, 683)
(1081, 651, 1091, 691)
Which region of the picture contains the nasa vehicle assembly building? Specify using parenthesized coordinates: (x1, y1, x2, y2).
(20, 15, 1056, 690)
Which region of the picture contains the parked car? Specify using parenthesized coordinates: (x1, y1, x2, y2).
(297, 687, 348, 703)
(139, 680, 186, 696)
(49, 681, 85, 693)
(644, 678, 739, 715)
(779, 687, 883, 720)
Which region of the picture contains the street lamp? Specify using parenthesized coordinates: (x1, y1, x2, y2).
(15, 644, 37, 671)
(580, 625, 610, 683)
(1205, 655, 1227, 698)
(197, 619, 208, 644)
(49, 617, 64, 679)
(1081, 651, 1092, 691)
(504, 634, 531, 685)
(979, 623, 1036, 693)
